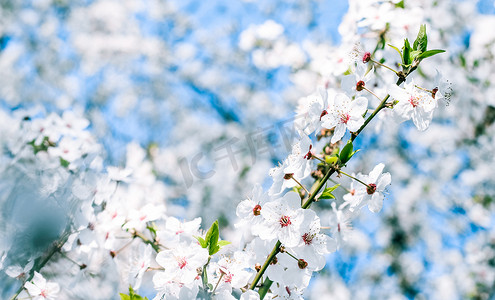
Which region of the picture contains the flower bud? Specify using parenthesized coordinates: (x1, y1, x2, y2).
(298, 259, 308, 269)
(362, 52, 371, 63)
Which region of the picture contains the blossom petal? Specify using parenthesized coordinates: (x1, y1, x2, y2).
(377, 172, 392, 191)
(350, 97, 368, 116)
(369, 163, 385, 183)
(369, 192, 384, 213)
(331, 124, 347, 144)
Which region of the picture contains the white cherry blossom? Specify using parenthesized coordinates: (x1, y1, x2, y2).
(127, 243, 152, 290)
(24, 272, 60, 300)
(268, 135, 312, 196)
(342, 163, 392, 213)
(321, 93, 368, 144)
(291, 216, 337, 271)
(341, 63, 375, 97)
(389, 79, 437, 131)
(258, 192, 314, 248)
(154, 242, 208, 285)
(294, 86, 333, 135)
(240, 290, 260, 300)
(235, 184, 270, 236)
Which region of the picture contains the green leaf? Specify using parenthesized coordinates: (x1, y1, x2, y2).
(351, 149, 361, 158)
(343, 66, 353, 76)
(119, 294, 130, 300)
(120, 286, 149, 300)
(217, 240, 231, 247)
(417, 49, 445, 60)
(319, 184, 341, 200)
(60, 157, 70, 168)
(402, 39, 411, 66)
(387, 44, 403, 60)
(339, 141, 353, 165)
(325, 156, 339, 165)
(206, 220, 220, 255)
(410, 50, 422, 62)
(413, 24, 427, 52)
(395, 0, 405, 8)
(194, 236, 207, 248)
(211, 245, 221, 255)
(459, 53, 466, 68)
(146, 223, 157, 237)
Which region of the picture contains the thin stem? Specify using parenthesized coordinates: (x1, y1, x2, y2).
(58, 251, 85, 269)
(414, 84, 433, 94)
(202, 256, 211, 292)
(338, 171, 370, 189)
(351, 77, 405, 142)
(133, 230, 161, 252)
(290, 176, 310, 197)
(113, 239, 134, 256)
(370, 58, 399, 75)
(312, 155, 327, 164)
(363, 86, 382, 102)
(284, 251, 299, 262)
(212, 272, 225, 294)
(146, 266, 165, 271)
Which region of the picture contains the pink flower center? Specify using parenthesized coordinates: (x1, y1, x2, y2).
(432, 87, 438, 99)
(367, 183, 377, 195)
(302, 232, 314, 245)
(279, 215, 292, 227)
(320, 110, 328, 121)
(303, 145, 313, 160)
(177, 256, 187, 269)
(253, 204, 262, 216)
(224, 273, 233, 283)
(40, 289, 47, 298)
(298, 259, 308, 269)
(340, 113, 350, 124)
(409, 96, 419, 108)
(362, 52, 371, 63)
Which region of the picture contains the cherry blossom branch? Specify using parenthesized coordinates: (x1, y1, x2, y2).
(249, 241, 281, 290)
(351, 77, 405, 141)
(10, 229, 71, 300)
(132, 230, 161, 252)
(249, 75, 411, 298)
